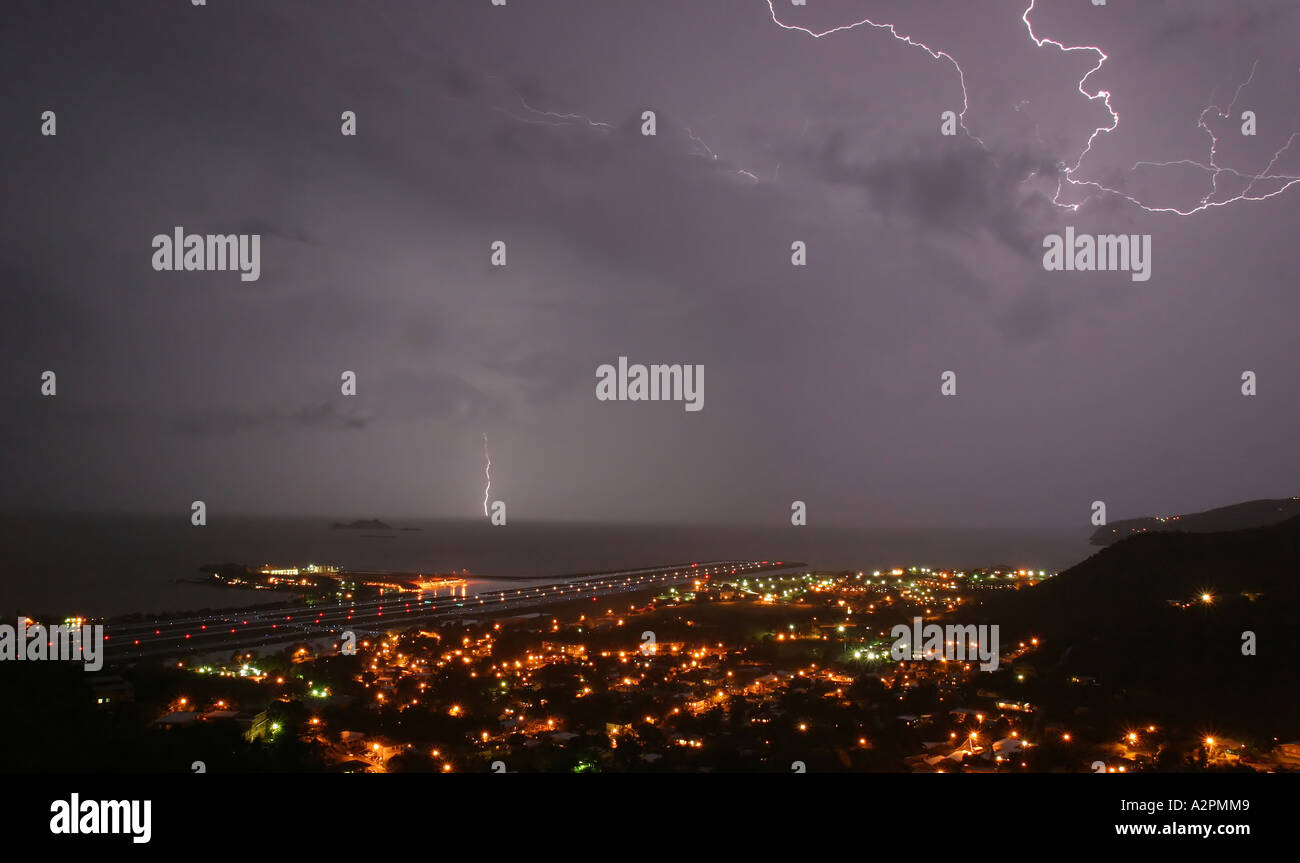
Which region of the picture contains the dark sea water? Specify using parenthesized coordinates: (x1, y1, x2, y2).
(0, 515, 1096, 618)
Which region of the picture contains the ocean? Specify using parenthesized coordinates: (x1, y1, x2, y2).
(0, 514, 1096, 618)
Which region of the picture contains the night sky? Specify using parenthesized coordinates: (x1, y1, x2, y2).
(2, 0, 1297, 528)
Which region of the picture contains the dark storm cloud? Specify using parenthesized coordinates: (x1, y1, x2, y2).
(1151, 0, 1300, 44)
(171, 402, 368, 438)
(236, 219, 312, 245)
(812, 141, 1063, 257)
(441, 63, 481, 100)
(1, 0, 1297, 527)
(995, 287, 1063, 343)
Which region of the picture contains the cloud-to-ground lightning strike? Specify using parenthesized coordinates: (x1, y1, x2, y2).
(482, 433, 492, 517)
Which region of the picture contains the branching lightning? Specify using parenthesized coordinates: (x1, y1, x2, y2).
(1019, 0, 1116, 209)
(763, 0, 1300, 215)
(1020, 0, 1300, 215)
(488, 2, 1300, 217)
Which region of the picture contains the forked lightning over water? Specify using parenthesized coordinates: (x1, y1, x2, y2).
(482, 433, 492, 517)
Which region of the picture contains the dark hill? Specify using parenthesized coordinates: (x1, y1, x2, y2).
(970, 515, 1300, 738)
(1090, 497, 1300, 545)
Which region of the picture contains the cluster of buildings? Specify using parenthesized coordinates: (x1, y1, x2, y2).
(207, 562, 467, 600)
(140, 564, 1298, 772)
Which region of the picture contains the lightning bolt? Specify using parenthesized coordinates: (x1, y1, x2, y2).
(495, 88, 768, 183)
(767, 0, 1300, 216)
(482, 433, 492, 517)
(764, 0, 987, 149)
(481, 2, 1299, 217)
(1019, 0, 1116, 211)
(686, 126, 762, 183)
(1127, 62, 1271, 202)
(483, 73, 617, 130)
(1021, 1, 1300, 214)
(509, 92, 616, 131)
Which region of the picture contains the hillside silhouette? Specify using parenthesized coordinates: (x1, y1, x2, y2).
(974, 515, 1300, 738)
(1090, 497, 1300, 545)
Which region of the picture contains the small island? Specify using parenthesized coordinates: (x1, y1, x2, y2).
(331, 519, 393, 531)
